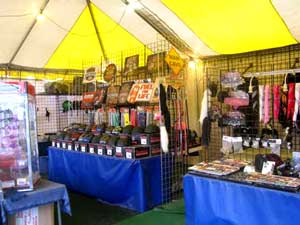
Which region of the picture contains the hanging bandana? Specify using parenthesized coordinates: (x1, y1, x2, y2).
(273, 85, 280, 121)
(259, 85, 265, 122)
(264, 85, 270, 124)
(293, 83, 300, 122)
(287, 83, 295, 120)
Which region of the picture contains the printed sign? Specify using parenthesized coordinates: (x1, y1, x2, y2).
(16, 207, 38, 225)
(165, 48, 185, 76)
(135, 83, 153, 102)
(83, 66, 101, 83)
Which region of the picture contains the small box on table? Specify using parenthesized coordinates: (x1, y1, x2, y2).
(124, 145, 150, 159)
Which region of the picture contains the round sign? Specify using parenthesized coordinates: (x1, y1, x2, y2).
(104, 64, 117, 82)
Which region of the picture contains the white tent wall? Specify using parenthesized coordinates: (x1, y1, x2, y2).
(0, 0, 37, 63)
(13, 0, 86, 68)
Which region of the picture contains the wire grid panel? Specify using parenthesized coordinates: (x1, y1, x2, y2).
(79, 40, 190, 204)
(203, 44, 300, 162)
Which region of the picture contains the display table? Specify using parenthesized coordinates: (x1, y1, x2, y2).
(1, 179, 71, 225)
(48, 147, 162, 212)
(184, 174, 300, 225)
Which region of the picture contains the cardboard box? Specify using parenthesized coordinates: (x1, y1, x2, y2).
(8, 204, 54, 225)
(124, 145, 150, 159)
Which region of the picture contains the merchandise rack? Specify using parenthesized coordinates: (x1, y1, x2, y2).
(203, 44, 300, 162)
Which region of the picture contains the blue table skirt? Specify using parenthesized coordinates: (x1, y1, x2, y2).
(1, 179, 70, 224)
(48, 147, 162, 212)
(184, 174, 300, 225)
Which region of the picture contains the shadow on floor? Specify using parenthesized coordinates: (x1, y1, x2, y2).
(56, 191, 137, 225)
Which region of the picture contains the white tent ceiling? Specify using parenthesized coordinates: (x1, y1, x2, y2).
(1, 0, 300, 69)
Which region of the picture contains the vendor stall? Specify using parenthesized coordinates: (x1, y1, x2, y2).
(48, 147, 162, 212)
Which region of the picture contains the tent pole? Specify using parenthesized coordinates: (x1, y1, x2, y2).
(86, 0, 108, 63)
(8, 0, 50, 65)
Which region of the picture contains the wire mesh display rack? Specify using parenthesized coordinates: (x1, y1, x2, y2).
(0, 39, 190, 205)
(203, 44, 300, 162)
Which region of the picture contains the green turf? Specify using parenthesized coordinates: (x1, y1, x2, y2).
(114, 200, 185, 225)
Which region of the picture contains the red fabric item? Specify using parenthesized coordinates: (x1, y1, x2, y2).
(130, 109, 137, 126)
(224, 97, 249, 108)
(287, 83, 295, 120)
(273, 85, 280, 120)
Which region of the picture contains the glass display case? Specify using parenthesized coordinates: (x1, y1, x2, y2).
(0, 81, 40, 191)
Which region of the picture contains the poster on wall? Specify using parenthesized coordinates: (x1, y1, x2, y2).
(124, 55, 139, 76)
(146, 52, 166, 74)
(83, 66, 101, 83)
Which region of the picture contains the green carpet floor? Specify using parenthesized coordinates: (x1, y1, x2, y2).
(114, 200, 185, 225)
(58, 191, 185, 225)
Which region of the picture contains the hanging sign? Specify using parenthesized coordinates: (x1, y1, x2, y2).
(83, 66, 101, 83)
(165, 47, 185, 77)
(136, 83, 153, 102)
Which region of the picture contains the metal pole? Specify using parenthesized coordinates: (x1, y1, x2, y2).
(57, 201, 62, 225)
(86, 0, 108, 63)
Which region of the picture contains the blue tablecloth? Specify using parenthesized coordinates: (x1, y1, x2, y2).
(1, 179, 71, 224)
(184, 174, 300, 225)
(48, 147, 162, 212)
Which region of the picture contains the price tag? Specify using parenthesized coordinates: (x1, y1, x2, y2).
(75, 144, 79, 151)
(68, 144, 72, 150)
(107, 149, 112, 155)
(126, 152, 132, 159)
(18, 160, 27, 167)
(116, 147, 122, 153)
(57, 142, 60, 148)
(52, 141, 55, 147)
(81, 146, 86, 152)
(90, 147, 94, 154)
(17, 178, 28, 186)
(141, 138, 147, 145)
(62, 143, 66, 149)
(98, 148, 103, 155)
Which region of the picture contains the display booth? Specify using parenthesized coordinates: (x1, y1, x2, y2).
(184, 44, 300, 225)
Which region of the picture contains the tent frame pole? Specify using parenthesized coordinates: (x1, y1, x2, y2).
(86, 0, 108, 63)
(8, 0, 50, 65)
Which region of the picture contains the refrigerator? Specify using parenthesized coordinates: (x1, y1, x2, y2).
(0, 81, 40, 191)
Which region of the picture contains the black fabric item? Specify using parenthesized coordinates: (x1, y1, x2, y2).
(201, 117, 211, 147)
(208, 81, 218, 97)
(132, 126, 144, 135)
(279, 73, 295, 128)
(255, 154, 267, 172)
(117, 136, 131, 147)
(144, 124, 160, 134)
(122, 125, 134, 135)
(217, 91, 229, 103)
(91, 135, 101, 143)
(159, 84, 171, 131)
(238, 77, 259, 130)
(108, 136, 119, 146)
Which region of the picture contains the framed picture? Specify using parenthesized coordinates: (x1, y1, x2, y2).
(146, 52, 166, 73)
(124, 55, 139, 76)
